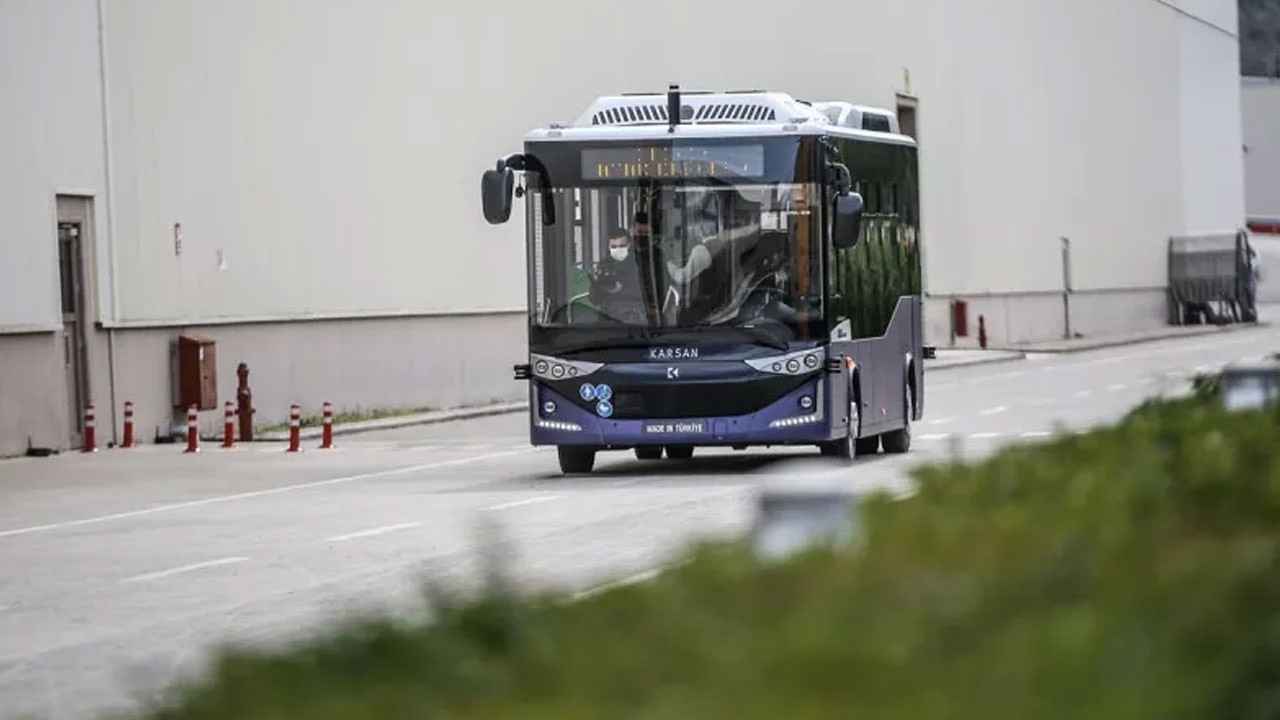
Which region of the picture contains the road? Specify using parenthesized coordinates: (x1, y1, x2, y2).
(1, 317, 1278, 719)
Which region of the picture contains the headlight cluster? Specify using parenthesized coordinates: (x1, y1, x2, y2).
(531, 354, 603, 381)
(746, 350, 824, 376)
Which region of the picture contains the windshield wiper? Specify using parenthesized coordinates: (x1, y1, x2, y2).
(551, 325, 788, 357)
(554, 336, 658, 357)
(694, 324, 789, 352)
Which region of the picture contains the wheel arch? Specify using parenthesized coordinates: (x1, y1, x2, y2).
(904, 353, 919, 422)
(849, 365, 863, 436)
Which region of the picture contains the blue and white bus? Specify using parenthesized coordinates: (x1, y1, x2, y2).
(482, 87, 924, 474)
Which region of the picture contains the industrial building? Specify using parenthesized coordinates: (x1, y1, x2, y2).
(1242, 75, 1280, 303)
(1244, 76, 1280, 229)
(0, 0, 1246, 455)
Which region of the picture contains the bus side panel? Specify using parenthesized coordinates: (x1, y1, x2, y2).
(830, 295, 919, 436)
(825, 135, 923, 431)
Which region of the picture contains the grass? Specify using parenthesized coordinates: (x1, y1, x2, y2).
(114, 381, 1280, 719)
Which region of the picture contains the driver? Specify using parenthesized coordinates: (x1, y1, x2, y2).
(590, 227, 647, 322)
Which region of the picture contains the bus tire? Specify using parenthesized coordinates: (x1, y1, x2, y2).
(557, 447, 595, 474)
(882, 379, 914, 454)
(634, 446, 663, 461)
(665, 446, 694, 461)
(821, 379, 860, 462)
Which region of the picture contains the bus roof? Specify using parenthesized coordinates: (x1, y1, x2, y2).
(523, 91, 917, 148)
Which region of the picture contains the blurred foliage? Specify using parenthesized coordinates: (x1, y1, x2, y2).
(1192, 372, 1222, 399)
(118, 393, 1280, 720)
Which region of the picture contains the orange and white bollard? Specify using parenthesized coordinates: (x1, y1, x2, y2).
(286, 403, 302, 453)
(121, 401, 135, 448)
(320, 401, 335, 450)
(184, 405, 200, 453)
(222, 401, 236, 448)
(83, 405, 98, 453)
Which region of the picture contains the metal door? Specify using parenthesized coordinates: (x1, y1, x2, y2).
(58, 222, 89, 448)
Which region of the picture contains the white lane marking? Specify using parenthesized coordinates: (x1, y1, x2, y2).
(1021, 431, 1053, 439)
(328, 522, 421, 543)
(919, 433, 951, 441)
(1139, 377, 1157, 385)
(1073, 390, 1093, 399)
(456, 444, 491, 451)
(979, 406, 1009, 416)
(121, 557, 249, 584)
(996, 370, 1031, 379)
(926, 418, 954, 426)
(487, 495, 562, 511)
(572, 567, 667, 601)
(1107, 383, 1128, 392)
(970, 433, 1003, 440)
(0, 448, 537, 540)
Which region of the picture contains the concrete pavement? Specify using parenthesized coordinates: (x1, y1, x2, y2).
(3, 315, 1280, 719)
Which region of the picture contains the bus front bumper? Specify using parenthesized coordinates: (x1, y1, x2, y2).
(530, 382, 836, 447)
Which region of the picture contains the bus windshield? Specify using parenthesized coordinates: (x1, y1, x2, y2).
(527, 180, 823, 343)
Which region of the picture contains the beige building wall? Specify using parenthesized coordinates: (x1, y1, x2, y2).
(0, 0, 114, 456)
(99, 0, 1242, 349)
(1244, 78, 1280, 223)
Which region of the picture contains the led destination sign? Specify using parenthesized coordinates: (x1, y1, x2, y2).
(582, 144, 766, 180)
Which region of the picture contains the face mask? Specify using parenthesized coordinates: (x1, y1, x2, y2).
(610, 247, 629, 262)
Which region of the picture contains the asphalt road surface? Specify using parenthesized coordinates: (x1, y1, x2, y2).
(2, 316, 1279, 719)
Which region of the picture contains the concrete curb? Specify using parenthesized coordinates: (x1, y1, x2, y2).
(254, 402, 529, 442)
(924, 351, 1027, 371)
(1001, 321, 1270, 354)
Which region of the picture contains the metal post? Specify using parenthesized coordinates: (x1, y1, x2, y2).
(121, 401, 135, 449)
(1061, 237, 1072, 339)
(287, 403, 302, 454)
(184, 406, 199, 453)
(222, 401, 236, 449)
(236, 363, 254, 442)
(320, 401, 335, 450)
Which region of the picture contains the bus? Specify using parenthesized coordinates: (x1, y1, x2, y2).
(481, 87, 923, 474)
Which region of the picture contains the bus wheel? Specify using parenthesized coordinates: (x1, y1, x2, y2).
(821, 385, 860, 461)
(882, 380, 914, 454)
(665, 446, 694, 461)
(557, 447, 595, 474)
(635, 447, 663, 461)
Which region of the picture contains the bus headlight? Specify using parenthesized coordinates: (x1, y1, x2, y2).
(747, 351, 827, 377)
(799, 395, 814, 410)
(543, 400, 557, 415)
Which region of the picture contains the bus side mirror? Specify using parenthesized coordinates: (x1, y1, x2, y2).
(833, 193, 864, 250)
(481, 166, 515, 225)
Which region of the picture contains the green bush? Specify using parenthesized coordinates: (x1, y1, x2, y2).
(126, 396, 1280, 720)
